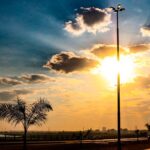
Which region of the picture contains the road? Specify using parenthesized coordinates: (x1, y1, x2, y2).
(0, 137, 148, 145)
(0, 138, 150, 150)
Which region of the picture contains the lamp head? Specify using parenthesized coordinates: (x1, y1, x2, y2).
(117, 4, 125, 11)
(110, 6, 116, 11)
(120, 8, 125, 11)
(117, 4, 121, 9)
(110, 4, 125, 12)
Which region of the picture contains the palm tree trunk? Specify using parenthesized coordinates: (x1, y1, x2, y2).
(23, 127, 27, 150)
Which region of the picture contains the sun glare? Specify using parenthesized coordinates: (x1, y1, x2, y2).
(92, 55, 136, 86)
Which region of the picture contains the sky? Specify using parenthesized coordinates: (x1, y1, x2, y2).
(0, 0, 150, 131)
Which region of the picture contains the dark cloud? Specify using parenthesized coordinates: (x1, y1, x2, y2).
(90, 44, 127, 58)
(43, 52, 99, 73)
(20, 74, 54, 83)
(80, 7, 109, 26)
(140, 24, 150, 37)
(0, 74, 54, 87)
(0, 77, 22, 86)
(0, 90, 30, 101)
(129, 44, 150, 53)
(65, 7, 111, 36)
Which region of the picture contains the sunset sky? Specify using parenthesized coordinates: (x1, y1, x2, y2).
(0, 0, 150, 131)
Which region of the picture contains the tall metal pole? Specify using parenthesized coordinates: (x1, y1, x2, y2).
(110, 4, 125, 150)
(117, 10, 121, 150)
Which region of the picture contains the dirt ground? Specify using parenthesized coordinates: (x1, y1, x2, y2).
(0, 141, 150, 150)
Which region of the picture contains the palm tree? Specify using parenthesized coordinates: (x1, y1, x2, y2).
(0, 97, 53, 150)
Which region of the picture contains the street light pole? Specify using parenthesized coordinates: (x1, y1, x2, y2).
(117, 9, 121, 150)
(110, 4, 125, 150)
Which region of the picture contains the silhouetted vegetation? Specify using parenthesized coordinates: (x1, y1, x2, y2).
(0, 129, 148, 142)
(0, 98, 53, 150)
(145, 123, 150, 131)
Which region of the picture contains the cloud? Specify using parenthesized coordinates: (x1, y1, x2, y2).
(20, 74, 54, 83)
(43, 51, 99, 73)
(0, 90, 31, 101)
(0, 74, 54, 87)
(122, 75, 150, 91)
(140, 25, 150, 37)
(89, 44, 150, 58)
(90, 44, 128, 58)
(65, 7, 111, 36)
(0, 77, 22, 86)
(129, 44, 150, 53)
(134, 76, 150, 89)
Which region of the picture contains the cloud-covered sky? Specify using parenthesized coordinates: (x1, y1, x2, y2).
(0, 0, 150, 131)
(141, 25, 150, 37)
(65, 7, 112, 35)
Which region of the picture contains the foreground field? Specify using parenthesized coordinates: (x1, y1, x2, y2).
(0, 140, 150, 150)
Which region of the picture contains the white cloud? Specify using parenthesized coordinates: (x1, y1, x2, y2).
(140, 25, 150, 37)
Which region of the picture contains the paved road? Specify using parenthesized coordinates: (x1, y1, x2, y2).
(1, 138, 150, 150)
(0, 137, 148, 145)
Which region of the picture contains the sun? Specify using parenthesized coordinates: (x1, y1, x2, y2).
(91, 55, 137, 86)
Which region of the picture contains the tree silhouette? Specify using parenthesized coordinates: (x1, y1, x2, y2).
(135, 129, 139, 142)
(0, 98, 53, 150)
(145, 123, 150, 131)
(145, 123, 150, 140)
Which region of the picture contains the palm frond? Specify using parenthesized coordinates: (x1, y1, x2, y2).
(32, 98, 53, 112)
(29, 112, 47, 126)
(0, 103, 22, 125)
(0, 98, 26, 125)
(27, 98, 53, 127)
(0, 103, 14, 119)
